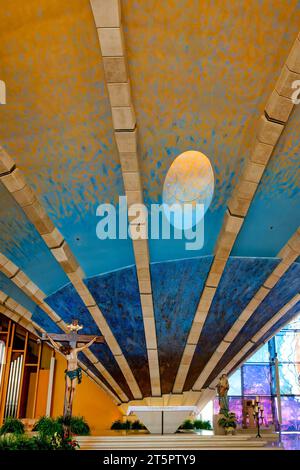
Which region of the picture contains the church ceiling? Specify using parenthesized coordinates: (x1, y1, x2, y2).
(0, 0, 299, 403)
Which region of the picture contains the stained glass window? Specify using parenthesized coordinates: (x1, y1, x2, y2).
(246, 342, 270, 363)
(279, 363, 300, 395)
(224, 314, 300, 438)
(242, 364, 271, 396)
(228, 369, 242, 396)
(281, 396, 300, 432)
(275, 331, 300, 364)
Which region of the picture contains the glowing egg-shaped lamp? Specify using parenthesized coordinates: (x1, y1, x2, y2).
(162, 150, 214, 230)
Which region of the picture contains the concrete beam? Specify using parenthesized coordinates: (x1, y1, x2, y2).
(0, 148, 141, 400)
(173, 31, 299, 394)
(215, 294, 300, 382)
(192, 228, 300, 390)
(90, 0, 161, 395)
(0, 271, 127, 401)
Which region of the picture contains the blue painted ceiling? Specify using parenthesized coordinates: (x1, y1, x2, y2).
(0, 0, 299, 401)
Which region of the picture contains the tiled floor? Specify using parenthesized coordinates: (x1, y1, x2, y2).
(280, 433, 300, 450)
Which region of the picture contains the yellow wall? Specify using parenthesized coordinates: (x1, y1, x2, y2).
(50, 353, 122, 435)
(26, 372, 36, 418)
(35, 370, 50, 418)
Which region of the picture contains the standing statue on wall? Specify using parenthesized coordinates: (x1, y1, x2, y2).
(43, 320, 104, 419)
(216, 374, 230, 414)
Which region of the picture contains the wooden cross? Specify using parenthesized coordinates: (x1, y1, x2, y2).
(42, 320, 105, 423)
(44, 330, 105, 348)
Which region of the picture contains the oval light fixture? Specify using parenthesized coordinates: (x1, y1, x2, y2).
(162, 150, 214, 230)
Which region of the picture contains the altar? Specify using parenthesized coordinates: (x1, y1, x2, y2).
(126, 406, 198, 434)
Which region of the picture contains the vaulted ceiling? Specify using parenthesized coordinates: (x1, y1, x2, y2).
(0, 0, 299, 406)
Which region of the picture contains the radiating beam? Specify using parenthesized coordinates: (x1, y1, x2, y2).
(0, 296, 43, 335)
(0, 299, 121, 404)
(0, 253, 128, 400)
(0, 296, 122, 403)
(214, 294, 300, 382)
(0, 147, 141, 399)
(90, 0, 161, 395)
(192, 228, 300, 390)
(0, 265, 128, 402)
(0, 252, 62, 324)
(191, 295, 300, 412)
(195, 388, 216, 412)
(173, 31, 300, 393)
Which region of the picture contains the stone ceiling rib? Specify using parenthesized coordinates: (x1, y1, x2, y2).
(173, 31, 300, 394)
(215, 294, 300, 383)
(0, 251, 62, 325)
(0, 294, 43, 335)
(0, 282, 124, 402)
(90, 0, 161, 396)
(193, 295, 299, 412)
(0, 147, 140, 400)
(192, 228, 300, 390)
(0, 301, 120, 404)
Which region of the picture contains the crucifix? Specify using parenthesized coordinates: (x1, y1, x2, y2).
(42, 320, 104, 420)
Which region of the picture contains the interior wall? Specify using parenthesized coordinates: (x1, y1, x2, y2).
(25, 372, 36, 418)
(35, 370, 50, 419)
(49, 352, 122, 435)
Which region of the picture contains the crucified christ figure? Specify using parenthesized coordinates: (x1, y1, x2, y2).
(46, 333, 97, 418)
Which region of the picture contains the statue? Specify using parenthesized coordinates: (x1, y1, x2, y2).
(43, 320, 104, 419)
(46, 333, 97, 418)
(216, 373, 229, 414)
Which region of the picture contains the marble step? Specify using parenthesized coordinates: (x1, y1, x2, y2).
(78, 434, 253, 441)
(77, 435, 271, 450)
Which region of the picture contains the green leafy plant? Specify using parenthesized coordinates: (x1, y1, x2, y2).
(33, 416, 63, 436)
(123, 419, 132, 430)
(0, 435, 41, 450)
(0, 417, 25, 435)
(57, 416, 90, 435)
(111, 419, 124, 430)
(34, 416, 90, 436)
(110, 419, 131, 430)
(0, 433, 78, 450)
(193, 419, 212, 430)
(110, 419, 146, 431)
(218, 412, 237, 433)
(131, 420, 147, 430)
(179, 419, 194, 430)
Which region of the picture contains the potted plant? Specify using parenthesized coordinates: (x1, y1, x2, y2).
(218, 412, 237, 435)
(130, 420, 148, 434)
(33, 415, 90, 437)
(0, 432, 79, 450)
(193, 419, 212, 431)
(32, 416, 63, 437)
(111, 419, 131, 435)
(178, 419, 195, 433)
(110, 419, 124, 431)
(57, 416, 90, 436)
(0, 417, 25, 436)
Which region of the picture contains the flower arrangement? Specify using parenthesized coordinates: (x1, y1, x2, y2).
(218, 412, 237, 434)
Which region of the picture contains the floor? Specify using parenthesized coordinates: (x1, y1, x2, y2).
(80, 430, 300, 450)
(280, 433, 300, 450)
(77, 434, 277, 450)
